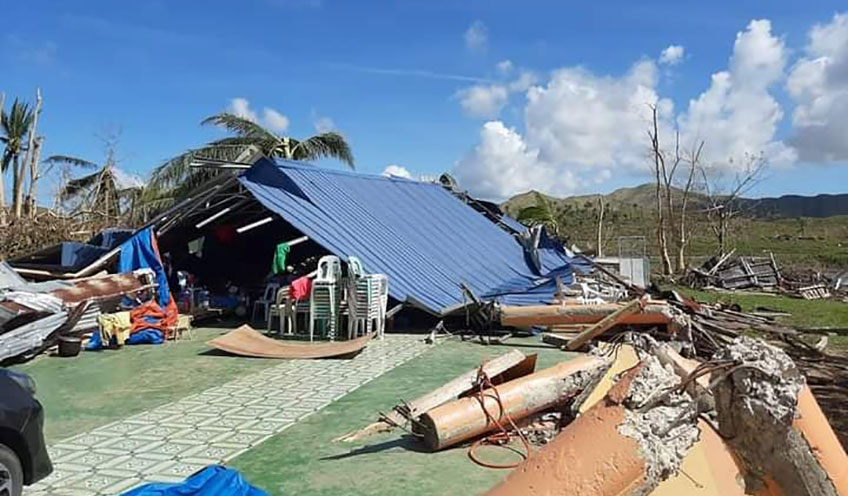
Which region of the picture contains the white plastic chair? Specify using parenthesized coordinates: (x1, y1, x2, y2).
(252, 282, 280, 323)
(309, 256, 342, 341)
(345, 256, 387, 339)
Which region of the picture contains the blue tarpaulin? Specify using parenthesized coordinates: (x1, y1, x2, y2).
(118, 227, 170, 308)
(121, 466, 267, 496)
(239, 159, 579, 314)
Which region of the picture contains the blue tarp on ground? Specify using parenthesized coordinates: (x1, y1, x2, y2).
(121, 466, 268, 496)
(239, 159, 579, 314)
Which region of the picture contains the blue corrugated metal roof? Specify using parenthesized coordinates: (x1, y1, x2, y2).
(239, 159, 576, 314)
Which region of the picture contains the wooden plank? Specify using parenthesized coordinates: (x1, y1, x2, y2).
(565, 297, 646, 351)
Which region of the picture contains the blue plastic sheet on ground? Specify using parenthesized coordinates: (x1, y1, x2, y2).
(125, 329, 164, 345)
(118, 227, 170, 308)
(121, 465, 268, 496)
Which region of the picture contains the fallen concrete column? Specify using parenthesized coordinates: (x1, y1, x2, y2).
(500, 302, 681, 332)
(486, 357, 700, 496)
(335, 349, 534, 442)
(415, 355, 610, 451)
(713, 337, 848, 496)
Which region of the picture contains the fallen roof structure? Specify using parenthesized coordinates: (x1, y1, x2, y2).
(237, 159, 578, 314)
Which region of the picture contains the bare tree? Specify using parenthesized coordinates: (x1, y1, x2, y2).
(700, 153, 767, 256)
(15, 88, 42, 218)
(648, 105, 674, 275)
(596, 194, 605, 257)
(676, 141, 704, 271)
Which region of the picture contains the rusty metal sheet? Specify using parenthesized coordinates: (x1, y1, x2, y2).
(51, 271, 155, 304)
(207, 325, 373, 359)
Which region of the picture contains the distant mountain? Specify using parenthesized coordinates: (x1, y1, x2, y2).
(502, 184, 848, 219)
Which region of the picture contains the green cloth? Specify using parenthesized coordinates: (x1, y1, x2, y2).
(272, 242, 290, 275)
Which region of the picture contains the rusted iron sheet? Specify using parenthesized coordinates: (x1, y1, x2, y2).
(51, 271, 155, 304)
(208, 325, 373, 359)
(415, 355, 609, 451)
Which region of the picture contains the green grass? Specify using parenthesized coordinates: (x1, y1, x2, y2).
(672, 286, 848, 330)
(230, 337, 572, 496)
(10, 327, 279, 442)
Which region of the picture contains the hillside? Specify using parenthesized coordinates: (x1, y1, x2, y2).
(503, 184, 848, 219)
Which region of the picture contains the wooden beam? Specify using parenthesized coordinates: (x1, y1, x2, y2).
(565, 297, 646, 351)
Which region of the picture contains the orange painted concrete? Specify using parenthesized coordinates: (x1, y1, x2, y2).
(486, 365, 650, 496)
(794, 386, 848, 495)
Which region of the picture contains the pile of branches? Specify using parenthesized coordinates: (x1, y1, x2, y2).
(0, 208, 111, 260)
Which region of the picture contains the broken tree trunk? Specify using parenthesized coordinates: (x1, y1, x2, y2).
(486, 358, 699, 496)
(334, 349, 532, 442)
(565, 297, 645, 351)
(500, 302, 677, 330)
(415, 355, 610, 451)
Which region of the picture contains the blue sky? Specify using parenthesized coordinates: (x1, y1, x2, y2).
(3, 0, 848, 202)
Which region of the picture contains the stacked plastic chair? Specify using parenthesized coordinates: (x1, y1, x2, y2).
(309, 256, 342, 341)
(346, 256, 387, 339)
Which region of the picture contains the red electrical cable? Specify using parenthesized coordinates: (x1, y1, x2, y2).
(467, 368, 532, 469)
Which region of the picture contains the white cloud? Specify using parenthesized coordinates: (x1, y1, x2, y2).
(464, 20, 488, 52)
(453, 19, 802, 200)
(381, 165, 413, 179)
(226, 98, 291, 134)
(678, 19, 796, 167)
(314, 115, 335, 133)
(227, 98, 259, 122)
(454, 122, 578, 200)
(659, 45, 685, 65)
(262, 108, 290, 132)
(496, 59, 514, 74)
(508, 70, 538, 92)
(456, 84, 509, 118)
(525, 60, 669, 172)
(787, 12, 848, 161)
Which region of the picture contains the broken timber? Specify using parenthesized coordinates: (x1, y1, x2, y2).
(335, 349, 533, 442)
(565, 297, 646, 350)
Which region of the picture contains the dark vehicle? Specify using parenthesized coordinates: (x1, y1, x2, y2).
(0, 369, 52, 496)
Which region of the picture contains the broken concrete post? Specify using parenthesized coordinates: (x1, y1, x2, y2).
(712, 337, 848, 496)
(486, 357, 700, 496)
(415, 355, 610, 451)
(335, 349, 533, 442)
(500, 302, 683, 334)
(565, 297, 646, 350)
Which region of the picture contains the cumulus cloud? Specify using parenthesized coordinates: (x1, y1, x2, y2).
(262, 108, 290, 132)
(659, 45, 685, 65)
(382, 165, 413, 179)
(453, 19, 802, 200)
(226, 98, 290, 133)
(227, 98, 259, 122)
(313, 115, 336, 133)
(525, 60, 669, 171)
(787, 12, 848, 161)
(464, 20, 488, 52)
(456, 84, 509, 118)
(678, 19, 796, 167)
(496, 59, 514, 74)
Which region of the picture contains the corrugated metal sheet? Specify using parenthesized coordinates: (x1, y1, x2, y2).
(239, 160, 576, 314)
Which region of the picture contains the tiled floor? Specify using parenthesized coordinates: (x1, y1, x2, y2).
(26, 334, 429, 496)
